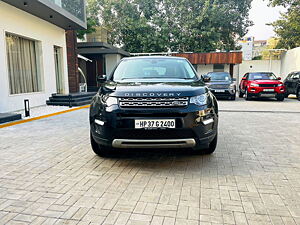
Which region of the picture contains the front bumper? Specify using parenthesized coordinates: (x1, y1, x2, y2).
(211, 89, 236, 98)
(247, 86, 285, 97)
(90, 105, 218, 150)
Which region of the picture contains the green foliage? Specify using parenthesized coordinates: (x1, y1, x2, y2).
(77, 17, 98, 40)
(87, 0, 253, 53)
(269, 0, 300, 49)
(252, 55, 262, 60)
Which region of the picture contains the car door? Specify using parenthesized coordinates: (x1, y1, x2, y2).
(291, 73, 300, 94)
(240, 73, 248, 92)
(284, 73, 293, 94)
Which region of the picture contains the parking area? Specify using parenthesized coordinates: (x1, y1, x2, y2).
(0, 99, 299, 225)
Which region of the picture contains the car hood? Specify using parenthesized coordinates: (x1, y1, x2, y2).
(251, 80, 282, 84)
(101, 80, 208, 97)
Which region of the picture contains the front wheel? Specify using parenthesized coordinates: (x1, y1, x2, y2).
(276, 94, 285, 101)
(245, 90, 251, 101)
(297, 89, 300, 101)
(230, 94, 236, 100)
(204, 133, 218, 155)
(90, 132, 113, 157)
(238, 90, 244, 98)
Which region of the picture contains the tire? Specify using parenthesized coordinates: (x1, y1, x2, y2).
(204, 133, 218, 155)
(230, 94, 236, 100)
(90, 132, 112, 157)
(297, 89, 300, 101)
(276, 94, 285, 101)
(284, 93, 289, 98)
(238, 90, 244, 98)
(245, 89, 251, 101)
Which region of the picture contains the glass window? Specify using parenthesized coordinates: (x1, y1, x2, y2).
(207, 72, 231, 81)
(6, 33, 43, 95)
(248, 73, 277, 80)
(49, 0, 85, 22)
(213, 64, 225, 72)
(54, 46, 64, 94)
(112, 58, 198, 82)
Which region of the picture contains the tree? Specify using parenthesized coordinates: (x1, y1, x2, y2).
(269, 0, 300, 49)
(87, 0, 253, 53)
(77, 17, 98, 40)
(76, 0, 100, 40)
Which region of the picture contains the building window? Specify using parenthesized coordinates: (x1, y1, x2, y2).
(54, 46, 64, 94)
(213, 64, 225, 72)
(6, 33, 43, 95)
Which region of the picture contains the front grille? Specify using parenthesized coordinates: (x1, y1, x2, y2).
(119, 97, 189, 108)
(209, 84, 229, 89)
(259, 84, 278, 87)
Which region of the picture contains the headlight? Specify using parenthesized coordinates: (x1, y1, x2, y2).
(190, 94, 207, 106)
(250, 83, 259, 87)
(102, 96, 118, 106)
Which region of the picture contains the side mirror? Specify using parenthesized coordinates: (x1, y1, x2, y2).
(203, 76, 211, 83)
(97, 75, 107, 83)
(242, 77, 247, 80)
(277, 77, 282, 80)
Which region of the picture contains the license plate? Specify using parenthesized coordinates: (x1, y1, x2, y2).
(264, 89, 274, 92)
(135, 119, 176, 129)
(214, 90, 225, 93)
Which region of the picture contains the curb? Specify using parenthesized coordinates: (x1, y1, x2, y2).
(0, 105, 90, 129)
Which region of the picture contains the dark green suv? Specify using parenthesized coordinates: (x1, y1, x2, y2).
(284, 72, 300, 100)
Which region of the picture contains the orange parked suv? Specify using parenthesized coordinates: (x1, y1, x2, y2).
(239, 72, 286, 101)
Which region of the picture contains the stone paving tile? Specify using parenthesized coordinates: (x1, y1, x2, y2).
(0, 105, 300, 225)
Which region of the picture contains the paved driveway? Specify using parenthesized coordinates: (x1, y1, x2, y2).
(0, 99, 300, 225)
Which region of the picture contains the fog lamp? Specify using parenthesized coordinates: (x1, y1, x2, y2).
(95, 119, 105, 126)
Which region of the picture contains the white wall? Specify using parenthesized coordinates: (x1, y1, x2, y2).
(0, 2, 69, 113)
(238, 60, 281, 81)
(280, 47, 300, 79)
(197, 64, 213, 75)
(105, 54, 122, 76)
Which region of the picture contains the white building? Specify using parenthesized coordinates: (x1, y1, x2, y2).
(0, 0, 86, 113)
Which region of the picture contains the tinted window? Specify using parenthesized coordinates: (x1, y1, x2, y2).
(292, 73, 300, 79)
(113, 58, 197, 81)
(207, 72, 231, 81)
(248, 73, 277, 80)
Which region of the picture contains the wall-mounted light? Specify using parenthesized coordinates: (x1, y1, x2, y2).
(50, 15, 53, 19)
(24, 2, 28, 6)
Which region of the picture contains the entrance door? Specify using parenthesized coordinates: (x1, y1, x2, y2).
(54, 46, 64, 94)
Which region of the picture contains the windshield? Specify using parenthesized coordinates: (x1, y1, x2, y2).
(112, 58, 197, 82)
(248, 73, 277, 80)
(207, 72, 231, 81)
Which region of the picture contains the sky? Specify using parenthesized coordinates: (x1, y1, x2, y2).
(247, 0, 286, 40)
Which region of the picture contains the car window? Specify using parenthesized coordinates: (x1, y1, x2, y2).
(287, 73, 293, 79)
(207, 72, 231, 81)
(292, 73, 300, 79)
(112, 58, 197, 81)
(248, 73, 277, 80)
